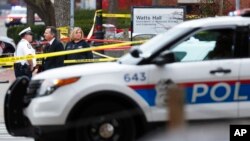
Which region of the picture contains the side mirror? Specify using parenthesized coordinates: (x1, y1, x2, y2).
(152, 51, 176, 66)
(130, 47, 142, 58)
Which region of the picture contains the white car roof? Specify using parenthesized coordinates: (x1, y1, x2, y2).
(177, 16, 250, 28)
(0, 36, 16, 48)
(11, 6, 26, 10)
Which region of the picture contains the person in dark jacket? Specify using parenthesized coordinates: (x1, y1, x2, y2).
(64, 27, 93, 65)
(42, 26, 64, 71)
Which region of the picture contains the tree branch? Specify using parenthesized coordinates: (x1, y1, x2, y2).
(23, 0, 56, 26)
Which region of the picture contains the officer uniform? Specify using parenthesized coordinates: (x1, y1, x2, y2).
(64, 40, 93, 65)
(14, 27, 36, 79)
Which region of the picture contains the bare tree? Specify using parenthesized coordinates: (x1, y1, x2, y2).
(26, 4, 34, 25)
(23, 0, 56, 26)
(218, 0, 224, 16)
(54, 0, 70, 27)
(24, 0, 70, 27)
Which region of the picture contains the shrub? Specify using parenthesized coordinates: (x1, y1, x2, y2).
(7, 9, 132, 42)
(7, 25, 45, 44)
(74, 9, 95, 35)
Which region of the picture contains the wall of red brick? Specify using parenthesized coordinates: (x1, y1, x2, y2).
(102, 0, 179, 10)
(240, 0, 250, 9)
(159, 0, 177, 6)
(102, 0, 249, 11)
(228, 0, 250, 9)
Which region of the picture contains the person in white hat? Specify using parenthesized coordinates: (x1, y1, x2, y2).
(14, 27, 37, 79)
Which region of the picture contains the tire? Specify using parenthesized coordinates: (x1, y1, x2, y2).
(74, 101, 136, 141)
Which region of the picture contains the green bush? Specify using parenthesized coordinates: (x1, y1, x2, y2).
(75, 9, 131, 34)
(7, 25, 45, 44)
(7, 9, 131, 42)
(74, 9, 95, 35)
(102, 9, 131, 29)
(74, 19, 94, 35)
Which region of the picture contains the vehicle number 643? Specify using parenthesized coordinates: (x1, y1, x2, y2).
(124, 72, 146, 82)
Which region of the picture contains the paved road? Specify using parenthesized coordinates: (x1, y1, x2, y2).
(138, 119, 250, 141)
(0, 68, 33, 141)
(0, 15, 7, 37)
(0, 68, 15, 122)
(0, 13, 33, 141)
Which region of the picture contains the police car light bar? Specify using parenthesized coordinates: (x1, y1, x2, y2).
(228, 8, 250, 17)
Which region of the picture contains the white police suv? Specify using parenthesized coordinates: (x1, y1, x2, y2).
(4, 10, 250, 141)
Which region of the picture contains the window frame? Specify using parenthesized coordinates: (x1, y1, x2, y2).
(150, 26, 240, 64)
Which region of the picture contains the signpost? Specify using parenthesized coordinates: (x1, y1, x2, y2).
(132, 7, 185, 40)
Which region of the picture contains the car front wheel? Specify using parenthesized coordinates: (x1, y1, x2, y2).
(74, 101, 136, 141)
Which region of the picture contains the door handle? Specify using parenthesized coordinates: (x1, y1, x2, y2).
(210, 68, 231, 74)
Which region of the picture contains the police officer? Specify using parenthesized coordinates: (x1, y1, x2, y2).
(14, 27, 36, 79)
(64, 27, 93, 66)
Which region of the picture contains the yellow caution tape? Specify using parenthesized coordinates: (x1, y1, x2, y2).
(96, 9, 102, 13)
(0, 40, 145, 63)
(0, 62, 14, 66)
(92, 51, 115, 59)
(87, 10, 130, 40)
(0, 58, 117, 67)
(57, 26, 69, 39)
(64, 58, 117, 64)
(102, 13, 131, 18)
(87, 10, 100, 39)
(57, 27, 69, 34)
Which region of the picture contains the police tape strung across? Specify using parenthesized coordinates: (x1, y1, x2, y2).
(92, 51, 116, 59)
(0, 40, 145, 63)
(0, 58, 118, 66)
(102, 13, 131, 18)
(0, 51, 118, 66)
(0, 62, 14, 66)
(64, 58, 117, 63)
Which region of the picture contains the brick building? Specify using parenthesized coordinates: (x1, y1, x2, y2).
(100, 0, 249, 16)
(239, 0, 250, 9)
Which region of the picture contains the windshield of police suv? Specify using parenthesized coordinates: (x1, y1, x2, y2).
(119, 27, 192, 65)
(171, 37, 216, 62)
(170, 28, 234, 62)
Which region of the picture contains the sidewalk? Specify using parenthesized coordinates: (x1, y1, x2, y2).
(138, 119, 250, 141)
(0, 68, 15, 122)
(0, 67, 15, 83)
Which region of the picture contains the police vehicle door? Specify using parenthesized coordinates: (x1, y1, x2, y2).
(238, 26, 250, 118)
(148, 28, 240, 121)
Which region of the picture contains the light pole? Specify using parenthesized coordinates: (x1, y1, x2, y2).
(70, 0, 75, 30)
(94, 0, 104, 54)
(95, 0, 104, 39)
(235, 0, 240, 10)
